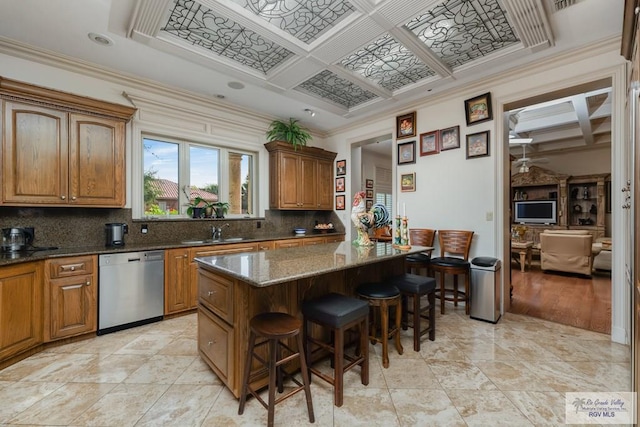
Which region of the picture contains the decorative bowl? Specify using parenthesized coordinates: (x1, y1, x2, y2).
(294, 228, 306, 235)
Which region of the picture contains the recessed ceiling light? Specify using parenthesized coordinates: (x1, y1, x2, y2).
(227, 81, 245, 90)
(88, 33, 114, 46)
(304, 108, 316, 117)
(215, 94, 225, 99)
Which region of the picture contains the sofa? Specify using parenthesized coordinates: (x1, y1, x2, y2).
(540, 229, 594, 276)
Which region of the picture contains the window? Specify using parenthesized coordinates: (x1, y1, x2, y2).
(142, 135, 255, 218)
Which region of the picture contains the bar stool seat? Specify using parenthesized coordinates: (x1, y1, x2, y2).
(238, 312, 314, 427)
(355, 282, 403, 368)
(302, 293, 369, 407)
(389, 273, 436, 351)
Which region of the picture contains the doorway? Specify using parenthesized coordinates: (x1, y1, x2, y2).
(503, 79, 613, 334)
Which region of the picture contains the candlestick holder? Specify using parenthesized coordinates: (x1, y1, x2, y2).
(393, 216, 411, 250)
(394, 215, 402, 246)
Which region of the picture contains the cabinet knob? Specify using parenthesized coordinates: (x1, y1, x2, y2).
(207, 340, 216, 346)
(85, 280, 91, 286)
(71, 196, 77, 201)
(60, 195, 66, 200)
(207, 290, 216, 296)
(183, 254, 188, 258)
(70, 266, 75, 271)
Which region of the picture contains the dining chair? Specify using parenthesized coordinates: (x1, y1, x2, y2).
(429, 230, 474, 314)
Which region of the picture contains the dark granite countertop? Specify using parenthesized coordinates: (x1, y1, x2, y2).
(195, 242, 431, 287)
(0, 232, 345, 266)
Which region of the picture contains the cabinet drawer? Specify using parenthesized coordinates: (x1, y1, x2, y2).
(273, 239, 302, 249)
(302, 237, 326, 246)
(198, 268, 234, 324)
(47, 256, 94, 278)
(190, 243, 258, 261)
(198, 308, 234, 386)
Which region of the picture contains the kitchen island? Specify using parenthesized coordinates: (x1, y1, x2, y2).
(194, 241, 430, 398)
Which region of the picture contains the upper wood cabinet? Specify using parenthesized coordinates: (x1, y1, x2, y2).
(265, 141, 337, 210)
(0, 78, 135, 207)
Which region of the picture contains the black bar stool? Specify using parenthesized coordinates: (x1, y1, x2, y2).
(355, 282, 403, 368)
(302, 292, 370, 407)
(389, 273, 436, 351)
(238, 312, 314, 427)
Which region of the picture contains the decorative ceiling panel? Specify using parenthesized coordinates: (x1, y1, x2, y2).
(296, 70, 379, 108)
(340, 35, 436, 91)
(162, 0, 294, 73)
(405, 0, 519, 69)
(228, 0, 356, 44)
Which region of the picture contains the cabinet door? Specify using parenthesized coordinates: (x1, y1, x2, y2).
(46, 274, 96, 341)
(2, 102, 68, 204)
(165, 248, 191, 314)
(278, 152, 301, 208)
(274, 239, 302, 248)
(198, 308, 234, 388)
(69, 114, 125, 207)
(0, 262, 43, 360)
(299, 156, 317, 208)
(316, 158, 333, 209)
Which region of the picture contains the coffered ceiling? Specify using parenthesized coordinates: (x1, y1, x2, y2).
(0, 0, 622, 137)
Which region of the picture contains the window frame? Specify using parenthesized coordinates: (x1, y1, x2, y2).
(135, 131, 258, 220)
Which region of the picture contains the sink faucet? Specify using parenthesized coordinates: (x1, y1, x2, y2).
(212, 223, 230, 240)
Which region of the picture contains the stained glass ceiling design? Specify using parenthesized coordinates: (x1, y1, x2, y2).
(146, 0, 550, 112)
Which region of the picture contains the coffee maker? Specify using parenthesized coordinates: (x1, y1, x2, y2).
(105, 223, 128, 247)
(1, 227, 35, 252)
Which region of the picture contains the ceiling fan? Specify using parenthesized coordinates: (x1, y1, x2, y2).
(512, 144, 548, 173)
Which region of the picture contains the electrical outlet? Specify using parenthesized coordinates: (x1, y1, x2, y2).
(256, 221, 261, 229)
(485, 212, 493, 221)
(141, 224, 148, 234)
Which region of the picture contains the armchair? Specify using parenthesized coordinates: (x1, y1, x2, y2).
(539, 230, 593, 276)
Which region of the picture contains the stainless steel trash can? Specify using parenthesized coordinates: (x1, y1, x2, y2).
(470, 257, 502, 323)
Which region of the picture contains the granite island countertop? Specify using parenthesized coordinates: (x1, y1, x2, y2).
(194, 241, 431, 287)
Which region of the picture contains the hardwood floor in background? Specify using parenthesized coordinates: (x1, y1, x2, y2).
(509, 260, 612, 335)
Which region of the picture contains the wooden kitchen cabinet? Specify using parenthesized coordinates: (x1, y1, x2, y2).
(44, 255, 97, 341)
(165, 248, 191, 315)
(265, 141, 337, 210)
(1, 78, 135, 207)
(0, 261, 43, 361)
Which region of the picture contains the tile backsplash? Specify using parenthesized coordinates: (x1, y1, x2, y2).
(0, 207, 344, 248)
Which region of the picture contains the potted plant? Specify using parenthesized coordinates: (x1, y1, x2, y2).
(186, 196, 208, 218)
(266, 118, 311, 151)
(212, 201, 230, 218)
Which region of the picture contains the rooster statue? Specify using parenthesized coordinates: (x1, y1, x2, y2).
(351, 191, 391, 246)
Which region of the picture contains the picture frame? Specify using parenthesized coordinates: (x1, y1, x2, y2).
(365, 179, 374, 188)
(366, 200, 373, 210)
(397, 141, 416, 165)
(396, 111, 416, 139)
(336, 195, 346, 210)
(336, 159, 346, 176)
(466, 130, 490, 159)
(439, 126, 460, 151)
(400, 172, 416, 192)
(366, 189, 373, 199)
(420, 130, 440, 156)
(464, 92, 493, 126)
(335, 177, 345, 192)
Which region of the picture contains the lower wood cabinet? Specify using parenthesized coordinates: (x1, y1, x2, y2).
(164, 248, 191, 315)
(44, 256, 97, 341)
(198, 307, 234, 387)
(0, 261, 43, 360)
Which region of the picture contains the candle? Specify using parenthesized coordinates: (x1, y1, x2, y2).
(397, 202, 400, 217)
(403, 203, 406, 217)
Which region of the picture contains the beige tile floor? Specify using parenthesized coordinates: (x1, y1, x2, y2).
(0, 304, 630, 426)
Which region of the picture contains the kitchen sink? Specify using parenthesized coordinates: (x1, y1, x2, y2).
(181, 237, 247, 245)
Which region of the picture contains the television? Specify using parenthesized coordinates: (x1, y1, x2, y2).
(514, 200, 557, 224)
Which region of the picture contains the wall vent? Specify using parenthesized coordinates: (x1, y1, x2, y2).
(550, 0, 577, 12)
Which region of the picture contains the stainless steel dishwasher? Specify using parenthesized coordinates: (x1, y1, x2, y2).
(98, 250, 164, 335)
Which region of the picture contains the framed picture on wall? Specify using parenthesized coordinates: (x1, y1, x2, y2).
(336, 159, 346, 176)
(400, 172, 416, 192)
(366, 179, 374, 188)
(366, 200, 373, 210)
(366, 189, 373, 199)
(336, 195, 346, 210)
(397, 141, 416, 165)
(464, 92, 493, 126)
(396, 111, 416, 139)
(335, 177, 345, 192)
(420, 130, 439, 156)
(466, 130, 490, 159)
(439, 126, 460, 151)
